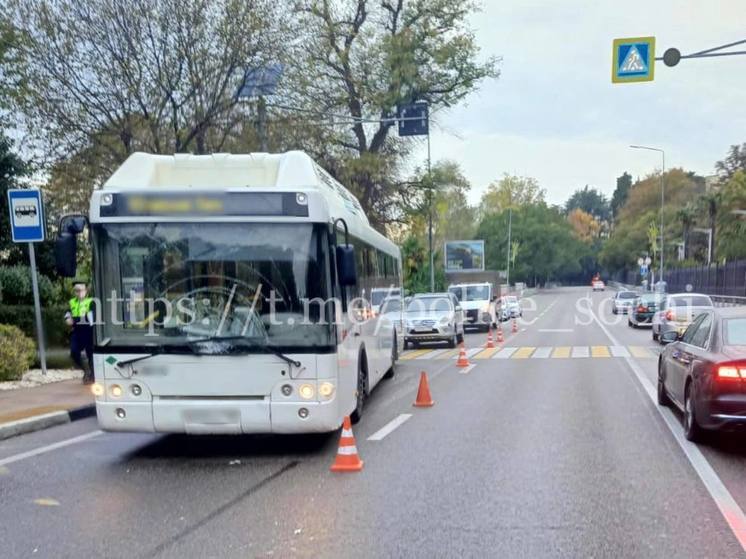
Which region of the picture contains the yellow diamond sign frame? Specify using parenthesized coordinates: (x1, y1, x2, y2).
(612, 36, 656, 83)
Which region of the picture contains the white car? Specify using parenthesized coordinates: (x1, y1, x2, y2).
(498, 295, 522, 321)
(592, 280, 605, 291)
(370, 287, 401, 315)
(612, 290, 638, 314)
(404, 293, 465, 348)
(447, 282, 496, 331)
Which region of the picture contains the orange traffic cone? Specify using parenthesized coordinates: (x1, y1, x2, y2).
(485, 326, 495, 349)
(511, 318, 518, 333)
(330, 416, 363, 472)
(496, 324, 504, 344)
(413, 371, 435, 407)
(456, 342, 470, 368)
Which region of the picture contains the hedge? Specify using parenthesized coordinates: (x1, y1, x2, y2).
(0, 265, 63, 306)
(0, 304, 71, 347)
(0, 324, 36, 381)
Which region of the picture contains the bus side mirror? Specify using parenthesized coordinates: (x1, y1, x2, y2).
(54, 215, 87, 278)
(55, 233, 77, 277)
(336, 245, 357, 286)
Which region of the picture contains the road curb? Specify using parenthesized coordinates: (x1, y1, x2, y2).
(0, 405, 96, 441)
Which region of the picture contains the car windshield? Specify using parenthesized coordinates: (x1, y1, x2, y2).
(618, 292, 637, 299)
(465, 286, 490, 301)
(505, 296, 518, 304)
(380, 299, 401, 314)
(724, 318, 746, 346)
(407, 297, 452, 313)
(668, 296, 712, 307)
(371, 289, 399, 306)
(93, 222, 332, 350)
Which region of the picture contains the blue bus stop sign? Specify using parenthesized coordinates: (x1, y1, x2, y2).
(612, 37, 655, 83)
(7, 189, 45, 242)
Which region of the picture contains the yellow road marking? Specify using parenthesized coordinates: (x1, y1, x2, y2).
(474, 347, 500, 359)
(34, 498, 60, 507)
(437, 349, 460, 360)
(400, 349, 432, 360)
(629, 346, 654, 359)
(512, 346, 535, 359)
(591, 346, 610, 358)
(552, 346, 571, 358)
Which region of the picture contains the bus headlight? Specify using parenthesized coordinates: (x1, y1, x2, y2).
(130, 384, 142, 397)
(281, 384, 293, 396)
(318, 382, 335, 399)
(110, 384, 123, 398)
(299, 384, 315, 400)
(91, 383, 104, 397)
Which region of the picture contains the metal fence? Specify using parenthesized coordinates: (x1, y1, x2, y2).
(666, 260, 746, 297)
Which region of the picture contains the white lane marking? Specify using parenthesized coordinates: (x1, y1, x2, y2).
(368, 414, 412, 441)
(571, 346, 589, 358)
(589, 306, 746, 553)
(494, 347, 518, 359)
(458, 364, 476, 375)
(466, 348, 482, 358)
(0, 430, 104, 467)
(538, 328, 573, 333)
(610, 345, 631, 358)
(532, 347, 553, 359)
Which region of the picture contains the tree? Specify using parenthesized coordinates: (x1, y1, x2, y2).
(567, 208, 600, 243)
(611, 172, 632, 218)
(716, 143, 746, 181)
(7, 0, 285, 161)
(675, 204, 697, 261)
(716, 171, 746, 261)
(290, 0, 499, 228)
(479, 174, 545, 215)
(565, 185, 610, 222)
(0, 133, 29, 261)
(477, 203, 587, 286)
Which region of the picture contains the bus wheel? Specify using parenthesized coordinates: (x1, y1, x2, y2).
(351, 355, 367, 424)
(384, 335, 397, 380)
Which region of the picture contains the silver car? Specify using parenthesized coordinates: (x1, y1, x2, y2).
(612, 290, 638, 314)
(652, 293, 714, 343)
(404, 293, 465, 349)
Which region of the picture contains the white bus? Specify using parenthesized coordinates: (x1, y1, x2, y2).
(54, 151, 402, 434)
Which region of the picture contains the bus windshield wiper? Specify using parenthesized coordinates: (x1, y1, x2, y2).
(185, 335, 302, 368)
(116, 348, 163, 367)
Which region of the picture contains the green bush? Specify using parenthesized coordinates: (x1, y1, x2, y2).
(0, 324, 36, 381)
(0, 265, 59, 305)
(0, 304, 71, 347)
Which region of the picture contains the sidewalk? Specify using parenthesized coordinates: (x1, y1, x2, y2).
(0, 377, 95, 440)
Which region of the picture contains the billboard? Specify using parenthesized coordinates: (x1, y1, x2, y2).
(445, 240, 485, 272)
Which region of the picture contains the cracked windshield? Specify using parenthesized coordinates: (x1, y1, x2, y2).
(0, 1, 745, 558)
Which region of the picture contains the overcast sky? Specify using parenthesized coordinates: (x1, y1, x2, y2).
(419, 0, 746, 206)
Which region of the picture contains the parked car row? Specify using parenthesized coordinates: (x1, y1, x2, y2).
(378, 286, 523, 350)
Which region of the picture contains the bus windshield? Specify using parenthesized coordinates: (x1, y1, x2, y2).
(94, 222, 333, 350)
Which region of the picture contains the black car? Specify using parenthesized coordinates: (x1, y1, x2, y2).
(658, 307, 746, 441)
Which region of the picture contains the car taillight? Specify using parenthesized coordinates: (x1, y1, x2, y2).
(665, 310, 674, 321)
(716, 362, 746, 380)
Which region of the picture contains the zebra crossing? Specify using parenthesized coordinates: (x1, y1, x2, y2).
(399, 345, 660, 361)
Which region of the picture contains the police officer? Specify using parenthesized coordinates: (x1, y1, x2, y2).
(65, 281, 95, 384)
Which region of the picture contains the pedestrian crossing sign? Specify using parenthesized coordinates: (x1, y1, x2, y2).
(612, 37, 655, 83)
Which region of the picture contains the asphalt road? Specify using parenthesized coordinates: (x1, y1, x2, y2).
(2, 287, 746, 558)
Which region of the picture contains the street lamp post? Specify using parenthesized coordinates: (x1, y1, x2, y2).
(630, 145, 665, 284)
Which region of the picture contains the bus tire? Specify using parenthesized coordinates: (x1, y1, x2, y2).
(351, 352, 368, 424)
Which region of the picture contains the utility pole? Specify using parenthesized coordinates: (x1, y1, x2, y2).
(506, 207, 512, 287)
(427, 129, 434, 292)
